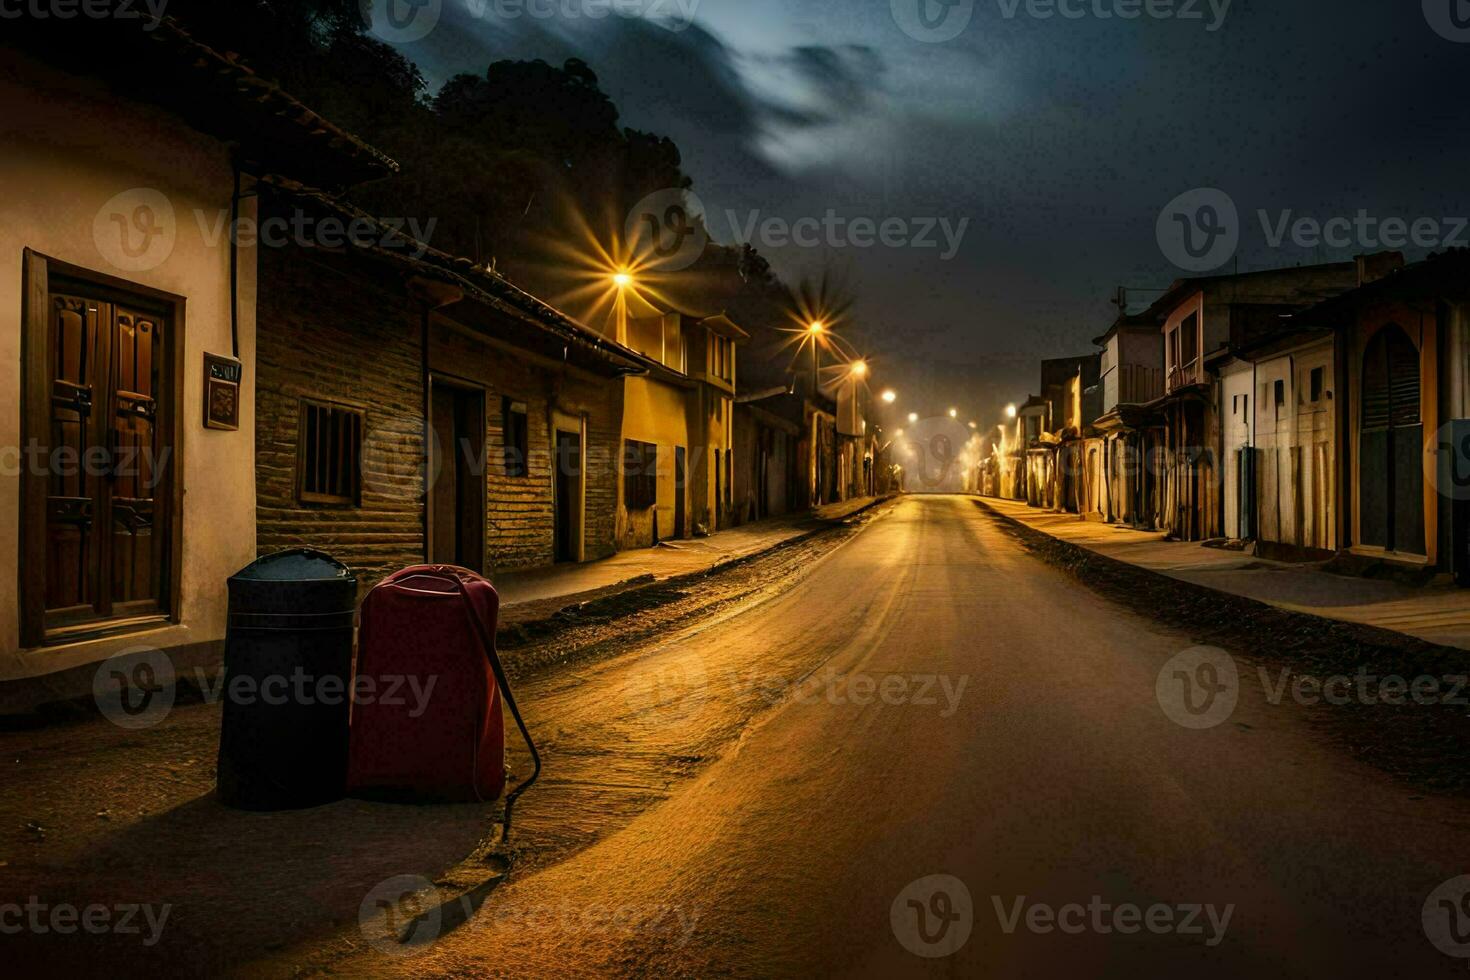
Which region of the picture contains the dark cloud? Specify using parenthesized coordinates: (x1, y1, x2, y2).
(395, 0, 1470, 419)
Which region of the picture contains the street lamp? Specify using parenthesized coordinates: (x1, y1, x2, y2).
(612, 270, 633, 288)
(1006, 403, 1017, 418)
(907, 412, 918, 423)
(807, 321, 825, 397)
(850, 359, 868, 379)
(948, 408, 958, 419)
(881, 389, 897, 403)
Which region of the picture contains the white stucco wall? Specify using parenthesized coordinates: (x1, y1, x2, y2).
(1219, 361, 1253, 539)
(0, 51, 257, 681)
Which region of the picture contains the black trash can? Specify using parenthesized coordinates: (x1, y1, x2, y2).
(217, 549, 358, 810)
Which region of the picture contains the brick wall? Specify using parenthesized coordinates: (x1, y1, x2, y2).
(428, 318, 624, 570)
(258, 244, 626, 587)
(256, 245, 425, 592)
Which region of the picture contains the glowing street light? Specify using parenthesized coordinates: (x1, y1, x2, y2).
(908, 412, 918, 423)
(806, 321, 825, 396)
(850, 359, 868, 379)
(881, 389, 897, 404)
(1006, 403, 1018, 418)
(968, 421, 978, 429)
(612, 269, 633, 289)
(948, 408, 958, 419)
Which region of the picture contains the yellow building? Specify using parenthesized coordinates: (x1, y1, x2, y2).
(616, 301, 747, 547)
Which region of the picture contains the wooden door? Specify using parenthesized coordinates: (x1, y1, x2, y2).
(1360, 325, 1424, 554)
(554, 429, 581, 563)
(429, 382, 485, 572)
(674, 446, 686, 539)
(42, 289, 168, 634)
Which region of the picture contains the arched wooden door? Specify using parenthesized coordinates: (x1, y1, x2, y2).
(1359, 324, 1424, 555)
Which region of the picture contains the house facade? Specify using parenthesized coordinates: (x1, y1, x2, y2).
(1146, 264, 1357, 542)
(1093, 311, 1165, 528)
(1293, 251, 1470, 576)
(252, 191, 648, 591)
(618, 308, 747, 546)
(0, 21, 390, 689)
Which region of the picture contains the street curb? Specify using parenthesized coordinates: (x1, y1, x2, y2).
(974, 495, 1470, 793)
(497, 495, 898, 653)
(0, 496, 899, 728)
(972, 496, 1455, 655)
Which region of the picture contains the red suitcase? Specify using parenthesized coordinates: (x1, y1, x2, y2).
(347, 565, 537, 820)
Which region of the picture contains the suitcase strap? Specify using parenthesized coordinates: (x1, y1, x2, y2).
(418, 568, 542, 844)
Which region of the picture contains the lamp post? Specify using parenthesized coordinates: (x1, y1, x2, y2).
(611, 269, 634, 342)
(807, 320, 825, 398)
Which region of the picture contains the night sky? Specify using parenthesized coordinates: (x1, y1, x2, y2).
(390, 0, 1470, 424)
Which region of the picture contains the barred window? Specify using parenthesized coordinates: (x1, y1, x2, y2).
(503, 398, 529, 477)
(298, 399, 362, 506)
(624, 440, 657, 509)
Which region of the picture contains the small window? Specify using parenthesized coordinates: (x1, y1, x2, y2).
(299, 400, 363, 505)
(503, 398, 529, 477)
(1309, 367, 1325, 403)
(624, 440, 657, 509)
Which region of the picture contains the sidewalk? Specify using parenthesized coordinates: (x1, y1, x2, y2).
(491, 496, 885, 609)
(979, 497, 1470, 651)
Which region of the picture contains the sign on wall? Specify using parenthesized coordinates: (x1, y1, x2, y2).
(204, 353, 242, 431)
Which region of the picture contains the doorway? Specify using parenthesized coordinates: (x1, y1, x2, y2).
(554, 428, 582, 563)
(429, 380, 485, 572)
(1359, 324, 1424, 555)
(674, 446, 687, 539)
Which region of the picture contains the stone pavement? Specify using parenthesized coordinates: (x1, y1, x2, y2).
(979, 496, 1470, 651)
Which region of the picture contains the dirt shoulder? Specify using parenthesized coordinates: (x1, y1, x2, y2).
(0, 499, 897, 977)
(975, 498, 1470, 797)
